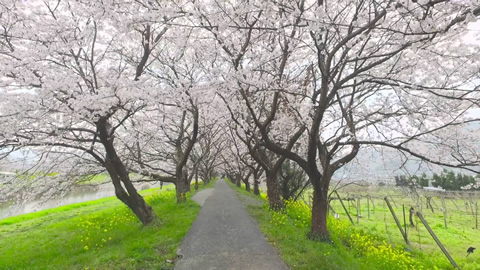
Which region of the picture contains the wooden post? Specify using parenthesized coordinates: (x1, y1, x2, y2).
(441, 197, 447, 229)
(384, 197, 410, 245)
(335, 191, 354, 225)
(470, 200, 476, 218)
(358, 198, 361, 217)
(390, 195, 398, 208)
(416, 212, 459, 269)
(451, 199, 460, 211)
(367, 196, 370, 219)
(432, 197, 440, 209)
(403, 204, 407, 239)
(328, 200, 337, 215)
(371, 197, 375, 213)
(427, 197, 434, 213)
(476, 201, 478, 230)
(357, 198, 360, 224)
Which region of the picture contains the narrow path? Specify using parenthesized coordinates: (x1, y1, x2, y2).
(175, 179, 288, 270)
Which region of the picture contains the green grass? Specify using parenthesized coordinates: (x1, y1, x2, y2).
(75, 173, 111, 185)
(327, 188, 480, 270)
(229, 181, 453, 270)
(0, 180, 215, 270)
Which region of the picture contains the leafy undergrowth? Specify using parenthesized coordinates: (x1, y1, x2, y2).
(0, 181, 215, 270)
(230, 183, 445, 270)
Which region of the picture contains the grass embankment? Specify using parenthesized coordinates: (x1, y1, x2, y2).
(0, 181, 214, 270)
(327, 188, 480, 270)
(229, 182, 445, 270)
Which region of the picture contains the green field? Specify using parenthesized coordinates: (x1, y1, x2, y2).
(327, 186, 480, 270)
(231, 181, 479, 270)
(0, 182, 213, 270)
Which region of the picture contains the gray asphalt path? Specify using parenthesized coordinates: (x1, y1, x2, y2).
(175, 179, 288, 270)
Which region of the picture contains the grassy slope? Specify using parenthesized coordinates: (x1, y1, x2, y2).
(327, 189, 480, 270)
(229, 182, 449, 270)
(229, 183, 370, 269)
(0, 181, 214, 270)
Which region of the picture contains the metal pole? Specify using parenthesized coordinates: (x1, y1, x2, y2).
(384, 197, 410, 245)
(416, 212, 459, 269)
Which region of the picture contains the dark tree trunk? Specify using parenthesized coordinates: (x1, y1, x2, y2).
(253, 167, 261, 196)
(309, 184, 329, 240)
(253, 179, 260, 195)
(176, 180, 189, 203)
(194, 171, 199, 190)
(244, 180, 251, 192)
(243, 171, 252, 192)
(176, 171, 190, 203)
(308, 171, 332, 241)
(409, 207, 415, 226)
(96, 118, 155, 225)
(236, 174, 241, 187)
(266, 172, 283, 210)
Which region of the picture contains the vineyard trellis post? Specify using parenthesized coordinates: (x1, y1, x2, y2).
(441, 197, 448, 229)
(371, 196, 375, 213)
(416, 212, 459, 269)
(367, 195, 370, 219)
(403, 204, 407, 241)
(384, 197, 410, 245)
(469, 200, 476, 219)
(357, 198, 360, 224)
(476, 201, 478, 230)
(432, 197, 440, 210)
(427, 197, 434, 213)
(450, 199, 460, 211)
(334, 191, 354, 225)
(390, 195, 398, 208)
(328, 199, 337, 216)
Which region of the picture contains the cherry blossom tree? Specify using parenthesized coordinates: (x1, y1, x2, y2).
(0, 0, 184, 224)
(1, 0, 480, 241)
(189, 0, 480, 239)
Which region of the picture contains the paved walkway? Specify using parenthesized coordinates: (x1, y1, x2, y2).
(175, 180, 288, 270)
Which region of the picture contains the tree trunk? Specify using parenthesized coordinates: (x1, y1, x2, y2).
(106, 161, 155, 225)
(245, 180, 251, 192)
(243, 172, 252, 192)
(266, 172, 283, 210)
(176, 180, 189, 203)
(253, 168, 260, 196)
(253, 179, 260, 195)
(194, 171, 199, 190)
(116, 185, 155, 225)
(96, 118, 155, 225)
(309, 183, 329, 241)
(176, 171, 190, 203)
(236, 174, 241, 187)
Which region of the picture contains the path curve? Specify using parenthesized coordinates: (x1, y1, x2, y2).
(175, 179, 288, 270)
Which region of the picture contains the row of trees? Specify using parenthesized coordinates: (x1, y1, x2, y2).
(395, 170, 478, 190)
(1, 0, 480, 241)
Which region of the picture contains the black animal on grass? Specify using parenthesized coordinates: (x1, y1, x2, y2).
(467, 247, 475, 257)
